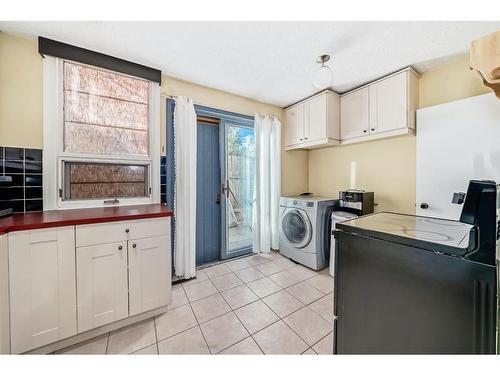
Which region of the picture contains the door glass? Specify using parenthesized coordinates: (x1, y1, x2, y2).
(224, 124, 255, 256)
(282, 210, 307, 244)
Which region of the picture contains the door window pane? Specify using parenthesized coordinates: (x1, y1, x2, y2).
(226, 126, 255, 253)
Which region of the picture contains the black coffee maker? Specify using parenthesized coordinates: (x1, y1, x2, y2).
(338, 190, 375, 216)
(458, 180, 498, 266)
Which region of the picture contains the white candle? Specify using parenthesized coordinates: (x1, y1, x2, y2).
(350, 161, 357, 190)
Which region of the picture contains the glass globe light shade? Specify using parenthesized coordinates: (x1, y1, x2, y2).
(313, 65, 333, 89)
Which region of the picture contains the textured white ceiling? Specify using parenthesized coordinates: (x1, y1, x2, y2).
(1, 21, 500, 107)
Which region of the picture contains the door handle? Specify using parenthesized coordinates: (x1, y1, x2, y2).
(222, 180, 230, 199)
(216, 192, 221, 205)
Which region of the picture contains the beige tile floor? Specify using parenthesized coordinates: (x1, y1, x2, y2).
(55, 251, 334, 355)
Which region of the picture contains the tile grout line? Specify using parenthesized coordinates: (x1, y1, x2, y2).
(228, 301, 265, 355)
(186, 300, 212, 354)
(153, 315, 160, 354)
(307, 329, 334, 353)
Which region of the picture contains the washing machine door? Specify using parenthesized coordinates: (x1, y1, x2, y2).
(281, 208, 312, 249)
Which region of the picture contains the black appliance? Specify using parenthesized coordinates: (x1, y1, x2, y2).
(333, 180, 498, 354)
(338, 190, 374, 216)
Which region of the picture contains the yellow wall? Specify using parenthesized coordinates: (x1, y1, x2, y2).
(0, 32, 43, 148)
(307, 55, 489, 214)
(0, 32, 308, 196)
(419, 56, 489, 108)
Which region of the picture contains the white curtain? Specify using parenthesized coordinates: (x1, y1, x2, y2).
(174, 97, 197, 279)
(252, 114, 281, 254)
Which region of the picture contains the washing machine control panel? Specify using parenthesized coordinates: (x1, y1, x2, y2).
(290, 199, 316, 208)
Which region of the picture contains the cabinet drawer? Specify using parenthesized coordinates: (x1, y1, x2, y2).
(76, 217, 170, 247)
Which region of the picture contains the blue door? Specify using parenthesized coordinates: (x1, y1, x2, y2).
(196, 121, 221, 265)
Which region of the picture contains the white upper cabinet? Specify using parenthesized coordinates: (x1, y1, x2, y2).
(8, 227, 77, 354)
(304, 94, 327, 142)
(284, 91, 340, 150)
(369, 71, 408, 134)
(340, 87, 370, 140)
(284, 103, 305, 147)
(284, 68, 419, 150)
(340, 68, 419, 145)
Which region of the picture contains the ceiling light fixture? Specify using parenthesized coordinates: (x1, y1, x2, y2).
(313, 54, 333, 89)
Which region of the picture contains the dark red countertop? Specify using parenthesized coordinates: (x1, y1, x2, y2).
(0, 204, 174, 235)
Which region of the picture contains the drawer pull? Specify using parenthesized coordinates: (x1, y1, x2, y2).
(118, 245, 123, 251)
(132, 243, 137, 248)
(125, 228, 130, 233)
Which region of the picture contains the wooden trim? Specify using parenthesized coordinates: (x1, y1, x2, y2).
(197, 116, 220, 125)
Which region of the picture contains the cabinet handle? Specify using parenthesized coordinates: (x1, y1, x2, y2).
(299, 138, 303, 141)
(118, 245, 123, 251)
(305, 137, 308, 140)
(420, 203, 429, 209)
(371, 128, 375, 131)
(132, 243, 137, 248)
(125, 228, 130, 233)
(363, 130, 368, 133)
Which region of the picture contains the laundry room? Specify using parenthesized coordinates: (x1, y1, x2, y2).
(1, 5, 500, 373)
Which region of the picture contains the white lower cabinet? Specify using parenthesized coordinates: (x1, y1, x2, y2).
(5, 215, 172, 353)
(75, 217, 172, 332)
(8, 227, 77, 354)
(129, 235, 171, 316)
(76, 241, 129, 333)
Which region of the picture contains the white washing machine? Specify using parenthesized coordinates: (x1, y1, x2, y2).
(329, 211, 358, 277)
(279, 196, 337, 270)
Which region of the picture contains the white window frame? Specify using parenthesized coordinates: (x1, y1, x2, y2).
(43, 57, 160, 210)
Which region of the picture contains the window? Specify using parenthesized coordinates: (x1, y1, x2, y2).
(43, 57, 160, 209)
(63, 62, 150, 156)
(62, 162, 149, 201)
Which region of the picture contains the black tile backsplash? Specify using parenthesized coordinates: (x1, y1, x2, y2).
(25, 174, 43, 186)
(25, 148, 42, 161)
(25, 199, 43, 212)
(5, 161, 24, 174)
(0, 147, 43, 213)
(5, 147, 24, 161)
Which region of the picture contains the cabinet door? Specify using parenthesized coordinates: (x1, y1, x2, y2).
(284, 104, 305, 147)
(340, 87, 370, 140)
(76, 241, 128, 332)
(369, 72, 407, 134)
(9, 227, 76, 353)
(129, 235, 171, 316)
(305, 94, 327, 143)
